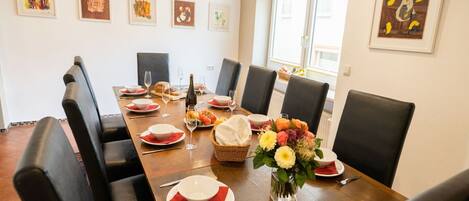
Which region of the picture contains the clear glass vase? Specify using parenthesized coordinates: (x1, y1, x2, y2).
(270, 171, 298, 201)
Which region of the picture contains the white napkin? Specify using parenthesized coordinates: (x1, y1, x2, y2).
(215, 115, 252, 146)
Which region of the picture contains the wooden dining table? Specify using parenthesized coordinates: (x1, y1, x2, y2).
(113, 87, 407, 201)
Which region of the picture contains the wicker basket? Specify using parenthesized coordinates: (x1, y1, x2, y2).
(210, 130, 250, 162)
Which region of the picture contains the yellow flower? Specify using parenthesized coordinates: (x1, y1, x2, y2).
(259, 131, 277, 151)
(274, 146, 296, 169)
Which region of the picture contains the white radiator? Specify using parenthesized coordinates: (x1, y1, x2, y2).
(316, 112, 332, 147)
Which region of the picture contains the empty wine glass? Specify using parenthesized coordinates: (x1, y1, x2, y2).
(177, 67, 184, 90)
(185, 106, 198, 150)
(228, 90, 236, 116)
(144, 71, 152, 98)
(198, 76, 206, 95)
(161, 83, 171, 118)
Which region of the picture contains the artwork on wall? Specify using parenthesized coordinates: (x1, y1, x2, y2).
(129, 0, 157, 25)
(17, 0, 56, 18)
(79, 0, 111, 22)
(209, 3, 230, 32)
(369, 0, 443, 53)
(172, 0, 195, 28)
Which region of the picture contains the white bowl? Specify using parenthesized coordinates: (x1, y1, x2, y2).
(213, 96, 231, 105)
(247, 114, 271, 127)
(132, 99, 153, 110)
(125, 85, 142, 93)
(148, 124, 178, 140)
(178, 175, 219, 201)
(315, 148, 337, 167)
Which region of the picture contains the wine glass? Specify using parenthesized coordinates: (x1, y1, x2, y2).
(144, 71, 152, 98)
(198, 76, 206, 95)
(281, 113, 289, 119)
(177, 67, 184, 90)
(185, 106, 198, 150)
(228, 90, 236, 116)
(161, 83, 171, 118)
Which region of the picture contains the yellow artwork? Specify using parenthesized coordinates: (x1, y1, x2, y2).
(24, 0, 51, 10)
(129, 0, 156, 25)
(134, 0, 152, 19)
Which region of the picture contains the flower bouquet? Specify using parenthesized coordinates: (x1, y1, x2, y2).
(253, 118, 323, 201)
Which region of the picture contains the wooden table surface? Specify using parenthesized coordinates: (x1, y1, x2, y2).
(113, 87, 406, 201)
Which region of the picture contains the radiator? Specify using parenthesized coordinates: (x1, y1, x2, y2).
(316, 112, 332, 147)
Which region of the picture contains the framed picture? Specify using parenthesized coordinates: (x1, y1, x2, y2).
(369, 0, 443, 53)
(172, 0, 195, 28)
(209, 3, 230, 32)
(129, 0, 157, 26)
(79, 0, 111, 22)
(17, 0, 56, 18)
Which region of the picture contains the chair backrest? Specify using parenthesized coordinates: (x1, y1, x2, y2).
(408, 169, 469, 201)
(73, 56, 98, 113)
(64, 65, 103, 129)
(13, 117, 94, 201)
(281, 75, 329, 133)
(62, 82, 112, 201)
(215, 58, 241, 96)
(137, 53, 170, 85)
(241, 65, 277, 115)
(333, 90, 415, 187)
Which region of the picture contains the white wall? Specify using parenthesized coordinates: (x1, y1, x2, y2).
(0, 10, 9, 129)
(330, 0, 469, 197)
(0, 0, 240, 122)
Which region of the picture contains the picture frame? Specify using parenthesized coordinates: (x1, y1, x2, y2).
(369, 0, 443, 53)
(17, 0, 56, 18)
(172, 0, 195, 29)
(79, 0, 111, 22)
(129, 0, 157, 26)
(209, 3, 230, 32)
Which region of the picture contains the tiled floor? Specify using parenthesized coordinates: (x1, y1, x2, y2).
(0, 122, 77, 201)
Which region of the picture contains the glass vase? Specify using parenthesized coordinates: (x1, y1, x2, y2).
(270, 171, 299, 201)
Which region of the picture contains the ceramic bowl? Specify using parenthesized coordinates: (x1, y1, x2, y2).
(247, 114, 271, 127)
(213, 96, 231, 105)
(125, 85, 142, 93)
(132, 99, 153, 110)
(148, 124, 179, 140)
(178, 175, 219, 201)
(315, 148, 337, 167)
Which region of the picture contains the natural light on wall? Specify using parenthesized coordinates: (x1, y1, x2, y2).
(268, 0, 348, 89)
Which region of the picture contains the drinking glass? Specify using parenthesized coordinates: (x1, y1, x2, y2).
(177, 67, 184, 90)
(185, 106, 198, 150)
(228, 90, 236, 116)
(281, 113, 289, 119)
(161, 83, 171, 118)
(144, 71, 152, 98)
(198, 76, 206, 95)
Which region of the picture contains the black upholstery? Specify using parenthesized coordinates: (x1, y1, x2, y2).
(62, 82, 142, 194)
(64, 64, 128, 143)
(281, 75, 329, 133)
(13, 117, 94, 201)
(409, 169, 469, 201)
(215, 58, 241, 96)
(333, 90, 415, 187)
(241, 66, 277, 114)
(137, 53, 170, 85)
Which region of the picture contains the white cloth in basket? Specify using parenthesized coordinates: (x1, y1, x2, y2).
(215, 115, 252, 146)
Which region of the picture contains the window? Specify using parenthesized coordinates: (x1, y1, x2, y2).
(268, 0, 348, 89)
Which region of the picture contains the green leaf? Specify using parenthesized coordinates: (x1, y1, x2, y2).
(253, 153, 265, 169)
(315, 138, 322, 148)
(263, 156, 276, 167)
(277, 169, 288, 184)
(315, 149, 324, 159)
(295, 172, 306, 187)
(271, 121, 277, 132)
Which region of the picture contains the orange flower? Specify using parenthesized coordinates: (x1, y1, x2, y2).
(291, 119, 309, 132)
(275, 118, 290, 131)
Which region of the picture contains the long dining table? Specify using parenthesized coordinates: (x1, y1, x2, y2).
(113, 87, 407, 201)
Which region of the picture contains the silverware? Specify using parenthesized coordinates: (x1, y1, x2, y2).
(129, 115, 158, 119)
(159, 175, 218, 188)
(141, 147, 182, 155)
(337, 176, 360, 186)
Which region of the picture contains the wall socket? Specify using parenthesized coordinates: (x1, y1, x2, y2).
(207, 65, 215, 71)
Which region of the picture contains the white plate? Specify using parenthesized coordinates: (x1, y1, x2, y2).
(125, 103, 160, 113)
(208, 99, 230, 109)
(184, 118, 216, 128)
(139, 131, 185, 146)
(166, 180, 235, 201)
(315, 160, 345, 177)
(119, 88, 147, 96)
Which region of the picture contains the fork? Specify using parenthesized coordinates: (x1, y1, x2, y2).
(337, 176, 360, 186)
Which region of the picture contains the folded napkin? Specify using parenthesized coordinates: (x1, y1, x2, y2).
(314, 162, 338, 175)
(140, 133, 183, 144)
(215, 115, 252, 146)
(122, 88, 146, 93)
(171, 186, 229, 201)
(250, 120, 272, 130)
(209, 99, 228, 106)
(126, 104, 158, 110)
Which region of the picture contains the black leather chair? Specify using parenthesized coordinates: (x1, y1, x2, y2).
(137, 53, 170, 85)
(408, 169, 469, 201)
(281, 75, 329, 133)
(215, 58, 241, 96)
(333, 90, 415, 187)
(62, 82, 142, 182)
(64, 64, 128, 143)
(241, 66, 277, 115)
(72, 56, 128, 142)
(13, 117, 153, 201)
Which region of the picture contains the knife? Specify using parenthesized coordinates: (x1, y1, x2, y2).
(159, 175, 218, 188)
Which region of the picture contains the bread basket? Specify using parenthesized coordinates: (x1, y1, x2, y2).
(210, 130, 250, 162)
